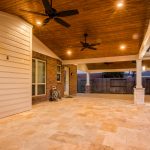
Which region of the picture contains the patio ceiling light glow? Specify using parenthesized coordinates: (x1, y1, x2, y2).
(120, 44, 126, 50)
(36, 21, 42, 26)
(117, 2, 124, 8)
(67, 50, 72, 55)
(132, 33, 139, 40)
(142, 66, 146, 71)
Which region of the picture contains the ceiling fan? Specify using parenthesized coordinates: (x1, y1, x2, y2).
(21, 0, 79, 28)
(104, 62, 113, 65)
(80, 33, 101, 51)
(147, 47, 150, 52)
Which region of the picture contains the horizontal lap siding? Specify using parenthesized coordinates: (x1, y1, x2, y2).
(0, 12, 32, 118)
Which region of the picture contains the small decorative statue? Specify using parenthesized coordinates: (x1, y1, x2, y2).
(49, 86, 61, 101)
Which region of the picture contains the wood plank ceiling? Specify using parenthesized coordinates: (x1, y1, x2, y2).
(0, 0, 150, 60)
(87, 60, 150, 70)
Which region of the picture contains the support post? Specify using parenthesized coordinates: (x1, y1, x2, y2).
(134, 59, 145, 104)
(85, 72, 91, 93)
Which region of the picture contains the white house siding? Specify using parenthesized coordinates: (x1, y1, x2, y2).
(32, 35, 60, 60)
(0, 11, 32, 118)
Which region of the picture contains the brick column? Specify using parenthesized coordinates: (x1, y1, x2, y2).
(85, 72, 91, 93)
(134, 59, 145, 104)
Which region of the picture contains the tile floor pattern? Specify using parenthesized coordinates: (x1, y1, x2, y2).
(0, 94, 150, 150)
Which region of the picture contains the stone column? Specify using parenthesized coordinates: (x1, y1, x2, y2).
(85, 72, 91, 93)
(134, 59, 145, 104)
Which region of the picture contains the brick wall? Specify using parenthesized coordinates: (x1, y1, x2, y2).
(32, 51, 64, 104)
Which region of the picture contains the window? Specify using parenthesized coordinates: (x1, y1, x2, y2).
(32, 59, 46, 96)
(57, 65, 61, 82)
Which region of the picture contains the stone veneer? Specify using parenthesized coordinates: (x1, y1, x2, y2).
(1, 94, 150, 149)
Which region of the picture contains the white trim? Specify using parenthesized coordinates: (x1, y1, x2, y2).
(139, 21, 150, 59)
(29, 26, 32, 108)
(88, 67, 150, 73)
(64, 66, 70, 96)
(32, 36, 61, 60)
(89, 68, 136, 73)
(143, 56, 150, 60)
(32, 58, 46, 96)
(77, 64, 88, 72)
(86, 72, 90, 86)
(62, 55, 138, 65)
(57, 64, 62, 82)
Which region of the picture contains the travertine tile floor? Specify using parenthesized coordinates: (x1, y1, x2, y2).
(0, 94, 150, 150)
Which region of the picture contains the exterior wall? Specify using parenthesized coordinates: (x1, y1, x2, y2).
(32, 51, 64, 104)
(32, 36, 78, 98)
(32, 35, 60, 60)
(67, 65, 77, 95)
(0, 12, 32, 118)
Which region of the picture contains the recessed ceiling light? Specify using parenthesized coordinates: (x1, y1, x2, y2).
(117, 2, 124, 8)
(36, 21, 42, 25)
(120, 44, 126, 50)
(142, 66, 146, 71)
(132, 33, 139, 40)
(67, 50, 72, 55)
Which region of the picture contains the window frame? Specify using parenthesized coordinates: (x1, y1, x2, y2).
(32, 58, 46, 97)
(57, 64, 61, 82)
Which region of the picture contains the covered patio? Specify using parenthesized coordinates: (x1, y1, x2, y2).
(0, 94, 150, 150)
(0, 0, 150, 149)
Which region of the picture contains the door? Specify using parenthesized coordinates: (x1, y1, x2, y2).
(64, 67, 70, 95)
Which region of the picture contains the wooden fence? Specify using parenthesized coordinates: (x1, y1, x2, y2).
(77, 77, 150, 94)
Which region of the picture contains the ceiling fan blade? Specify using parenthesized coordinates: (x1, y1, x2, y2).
(54, 18, 70, 28)
(42, 17, 51, 25)
(57, 9, 79, 17)
(81, 47, 86, 51)
(88, 47, 97, 50)
(42, 0, 53, 14)
(104, 62, 113, 65)
(80, 41, 85, 46)
(20, 9, 47, 16)
(90, 43, 101, 46)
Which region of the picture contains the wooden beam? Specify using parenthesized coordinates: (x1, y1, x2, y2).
(77, 64, 88, 72)
(89, 68, 136, 73)
(62, 55, 138, 65)
(89, 67, 150, 73)
(143, 56, 150, 60)
(139, 21, 150, 59)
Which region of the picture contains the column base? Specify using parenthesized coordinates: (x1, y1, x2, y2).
(85, 85, 91, 93)
(134, 88, 145, 104)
